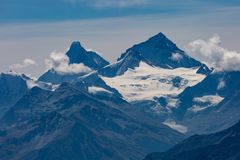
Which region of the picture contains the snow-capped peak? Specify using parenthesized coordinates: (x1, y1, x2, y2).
(117, 32, 205, 69)
(98, 32, 211, 77)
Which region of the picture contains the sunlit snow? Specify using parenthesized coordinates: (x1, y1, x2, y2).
(163, 120, 188, 134)
(189, 95, 224, 112)
(88, 86, 113, 94)
(101, 62, 205, 102)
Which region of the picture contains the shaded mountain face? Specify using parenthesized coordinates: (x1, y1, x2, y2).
(38, 69, 82, 85)
(0, 72, 28, 118)
(0, 72, 54, 118)
(173, 71, 240, 118)
(38, 41, 109, 84)
(169, 71, 240, 134)
(144, 121, 240, 160)
(179, 90, 240, 135)
(98, 33, 211, 77)
(66, 41, 109, 69)
(0, 84, 183, 160)
(74, 73, 125, 104)
(119, 33, 201, 68)
(98, 50, 143, 77)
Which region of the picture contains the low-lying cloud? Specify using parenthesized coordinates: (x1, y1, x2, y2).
(45, 51, 91, 75)
(10, 58, 36, 70)
(187, 35, 240, 71)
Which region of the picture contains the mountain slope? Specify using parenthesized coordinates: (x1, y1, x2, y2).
(144, 121, 240, 160)
(176, 71, 240, 116)
(66, 41, 109, 69)
(96, 33, 210, 103)
(88, 33, 211, 122)
(0, 72, 28, 118)
(0, 83, 184, 160)
(98, 33, 211, 78)
(38, 69, 81, 85)
(170, 71, 240, 134)
(38, 41, 109, 84)
(180, 90, 240, 135)
(0, 72, 53, 118)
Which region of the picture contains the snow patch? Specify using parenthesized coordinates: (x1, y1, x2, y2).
(150, 104, 165, 114)
(26, 79, 57, 91)
(166, 97, 179, 108)
(193, 95, 224, 105)
(189, 106, 209, 112)
(26, 80, 38, 89)
(163, 120, 188, 134)
(217, 79, 225, 90)
(171, 52, 183, 62)
(88, 86, 112, 94)
(189, 95, 224, 113)
(1, 71, 23, 77)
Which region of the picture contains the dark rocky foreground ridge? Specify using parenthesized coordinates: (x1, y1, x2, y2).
(144, 120, 240, 160)
(0, 83, 183, 160)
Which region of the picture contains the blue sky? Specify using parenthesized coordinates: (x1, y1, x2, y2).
(0, 0, 240, 77)
(1, 0, 240, 23)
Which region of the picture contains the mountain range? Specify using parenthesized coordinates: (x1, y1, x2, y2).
(0, 32, 239, 160)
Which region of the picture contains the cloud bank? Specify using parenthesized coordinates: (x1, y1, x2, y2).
(45, 51, 91, 75)
(10, 58, 36, 70)
(187, 35, 240, 71)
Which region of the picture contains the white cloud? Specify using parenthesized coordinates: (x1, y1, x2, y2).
(10, 58, 36, 70)
(45, 51, 91, 75)
(186, 35, 240, 71)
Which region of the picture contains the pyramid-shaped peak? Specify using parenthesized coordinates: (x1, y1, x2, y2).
(145, 32, 176, 48)
(148, 32, 169, 41)
(153, 32, 167, 38)
(65, 41, 109, 68)
(116, 32, 206, 70)
(66, 41, 87, 64)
